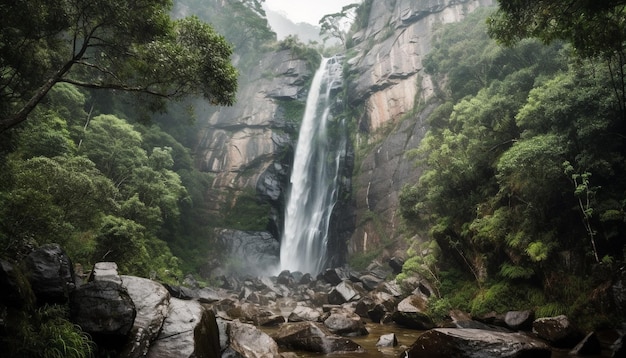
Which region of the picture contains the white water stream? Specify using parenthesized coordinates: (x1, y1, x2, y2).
(279, 57, 344, 275)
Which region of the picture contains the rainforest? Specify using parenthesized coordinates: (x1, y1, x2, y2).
(1, 0, 625, 357)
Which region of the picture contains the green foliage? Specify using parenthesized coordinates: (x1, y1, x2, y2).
(221, 189, 270, 231)
(1, 305, 94, 358)
(0, 0, 238, 132)
(400, 7, 626, 329)
(348, 248, 382, 271)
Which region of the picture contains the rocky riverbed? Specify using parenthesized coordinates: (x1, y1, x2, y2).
(2, 244, 625, 357)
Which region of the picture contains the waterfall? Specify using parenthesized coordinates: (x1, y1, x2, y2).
(279, 56, 345, 275)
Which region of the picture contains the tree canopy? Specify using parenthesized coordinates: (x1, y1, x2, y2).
(0, 0, 238, 132)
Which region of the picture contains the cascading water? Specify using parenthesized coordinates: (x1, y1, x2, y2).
(279, 56, 345, 275)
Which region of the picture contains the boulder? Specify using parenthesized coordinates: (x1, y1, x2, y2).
(376, 333, 398, 347)
(253, 314, 285, 327)
(328, 280, 359, 304)
(288, 304, 322, 322)
(26, 244, 76, 304)
(388, 257, 404, 274)
(323, 310, 368, 337)
(69, 279, 136, 348)
(277, 270, 295, 286)
(355, 291, 397, 323)
(119, 275, 170, 358)
(163, 283, 197, 300)
(404, 328, 552, 357)
(219, 319, 280, 357)
(198, 287, 228, 304)
(359, 274, 382, 291)
(505, 310, 535, 331)
(147, 298, 220, 358)
(272, 321, 364, 354)
(321, 268, 347, 285)
(88, 261, 121, 284)
(392, 294, 434, 330)
(532, 315, 583, 348)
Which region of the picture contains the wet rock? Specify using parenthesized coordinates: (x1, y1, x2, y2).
(355, 291, 397, 323)
(569, 332, 601, 356)
(244, 291, 270, 306)
(377, 280, 402, 297)
(392, 294, 434, 330)
(88, 261, 121, 284)
(532, 314, 583, 348)
(359, 274, 382, 291)
(450, 310, 511, 332)
(376, 333, 398, 347)
(226, 302, 264, 323)
(505, 310, 535, 331)
(163, 283, 196, 300)
(219, 319, 280, 357)
(70, 279, 136, 349)
(404, 328, 551, 358)
(147, 298, 219, 358)
(254, 314, 285, 327)
(26, 244, 76, 304)
(388, 257, 404, 274)
(272, 321, 364, 354)
(299, 273, 313, 285)
(323, 309, 368, 337)
(277, 270, 295, 286)
(328, 280, 359, 304)
(119, 275, 170, 358)
(321, 268, 347, 285)
(288, 304, 322, 322)
(198, 287, 228, 304)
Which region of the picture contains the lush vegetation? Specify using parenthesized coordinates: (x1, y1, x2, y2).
(399, 7, 626, 328)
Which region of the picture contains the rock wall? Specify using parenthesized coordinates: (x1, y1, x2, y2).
(346, 0, 494, 257)
(191, 0, 495, 271)
(193, 49, 312, 237)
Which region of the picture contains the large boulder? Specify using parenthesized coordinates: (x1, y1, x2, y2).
(404, 328, 552, 357)
(376, 333, 398, 347)
(328, 280, 359, 304)
(147, 298, 220, 358)
(119, 275, 171, 358)
(355, 291, 397, 323)
(392, 294, 434, 330)
(69, 279, 136, 348)
(25, 244, 76, 304)
(272, 321, 364, 354)
(323, 309, 369, 337)
(288, 304, 322, 322)
(532, 315, 583, 348)
(219, 319, 280, 357)
(505, 310, 535, 331)
(88, 261, 121, 284)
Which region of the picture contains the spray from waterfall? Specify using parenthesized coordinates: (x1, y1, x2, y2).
(279, 56, 345, 275)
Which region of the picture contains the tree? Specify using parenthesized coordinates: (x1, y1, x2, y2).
(0, 0, 238, 132)
(488, 0, 626, 114)
(319, 4, 359, 45)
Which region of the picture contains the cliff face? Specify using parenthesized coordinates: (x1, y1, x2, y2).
(346, 0, 494, 257)
(194, 49, 312, 236)
(192, 0, 494, 269)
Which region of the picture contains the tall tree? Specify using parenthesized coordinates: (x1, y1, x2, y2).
(0, 0, 238, 132)
(488, 0, 626, 114)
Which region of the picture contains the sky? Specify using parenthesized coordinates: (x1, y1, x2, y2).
(264, 0, 360, 26)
